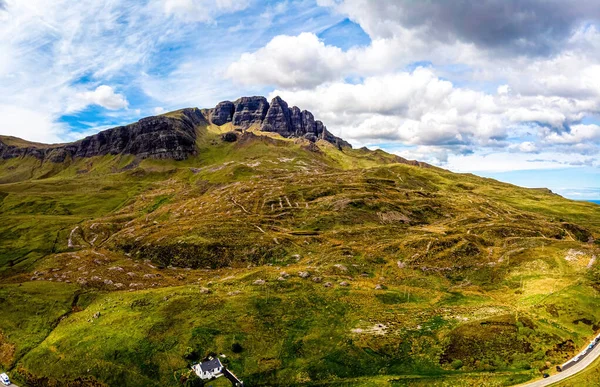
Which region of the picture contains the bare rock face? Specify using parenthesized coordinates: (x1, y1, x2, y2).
(211, 101, 235, 126)
(290, 106, 303, 135)
(302, 110, 315, 135)
(206, 96, 351, 148)
(261, 96, 292, 135)
(232, 96, 269, 128)
(0, 108, 205, 161)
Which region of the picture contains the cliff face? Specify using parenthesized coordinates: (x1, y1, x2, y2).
(207, 96, 351, 148)
(0, 108, 205, 162)
(0, 96, 351, 162)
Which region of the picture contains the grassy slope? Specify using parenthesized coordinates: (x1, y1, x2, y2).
(0, 123, 599, 386)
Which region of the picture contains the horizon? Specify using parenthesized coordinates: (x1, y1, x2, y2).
(1, 0, 599, 199)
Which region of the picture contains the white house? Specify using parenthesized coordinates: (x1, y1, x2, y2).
(192, 357, 224, 380)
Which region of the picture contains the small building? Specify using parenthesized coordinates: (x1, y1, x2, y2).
(192, 357, 224, 380)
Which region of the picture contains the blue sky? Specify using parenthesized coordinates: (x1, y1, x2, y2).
(0, 0, 599, 199)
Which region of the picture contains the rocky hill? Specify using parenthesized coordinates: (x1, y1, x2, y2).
(0, 96, 350, 163)
(0, 102, 599, 387)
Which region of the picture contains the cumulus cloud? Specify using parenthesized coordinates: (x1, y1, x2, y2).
(544, 124, 600, 145)
(269, 66, 600, 160)
(510, 142, 538, 153)
(76, 85, 128, 110)
(319, 0, 600, 56)
(226, 33, 346, 89)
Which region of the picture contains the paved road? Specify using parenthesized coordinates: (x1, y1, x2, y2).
(520, 342, 600, 387)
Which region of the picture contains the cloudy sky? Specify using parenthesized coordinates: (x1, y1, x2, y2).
(1, 0, 599, 200)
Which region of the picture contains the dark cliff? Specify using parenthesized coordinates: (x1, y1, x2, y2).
(206, 96, 351, 148)
(0, 96, 351, 162)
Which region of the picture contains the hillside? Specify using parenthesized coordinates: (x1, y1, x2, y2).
(0, 99, 599, 387)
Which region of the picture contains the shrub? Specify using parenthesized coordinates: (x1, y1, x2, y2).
(451, 359, 463, 370)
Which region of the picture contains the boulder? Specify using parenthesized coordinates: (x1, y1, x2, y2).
(221, 132, 238, 142)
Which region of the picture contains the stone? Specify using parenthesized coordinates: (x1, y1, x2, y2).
(302, 110, 316, 134)
(210, 101, 235, 125)
(93, 312, 101, 319)
(339, 281, 350, 287)
(290, 106, 303, 134)
(253, 279, 266, 285)
(221, 132, 238, 142)
(232, 96, 269, 128)
(311, 277, 323, 283)
(323, 282, 332, 288)
(298, 271, 310, 278)
(261, 96, 292, 135)
(0, 108, 205, 162)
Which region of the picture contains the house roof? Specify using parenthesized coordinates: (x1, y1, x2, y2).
(199, 358, 223, 372)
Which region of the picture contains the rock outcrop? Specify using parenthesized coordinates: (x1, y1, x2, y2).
(0, 108, 205, 162)
(0, 95, 351, 163)
(231, 96, 269, 128)
(207, 96, 351, 148)
(210, 101, 235, 126)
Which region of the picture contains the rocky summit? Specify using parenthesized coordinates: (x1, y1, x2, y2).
(0, 96, 349, 163)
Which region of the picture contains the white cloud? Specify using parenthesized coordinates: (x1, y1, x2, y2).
(497, 85, 510, 95)
(153, 107, 165, 114)
(510, 141, 538, 153)
(0, 104, 67, 143)
(268, 68, 501, 147)
(76, 85, 128, 110)
(544, 124, 600, 145)
(226, 33, 346, 89)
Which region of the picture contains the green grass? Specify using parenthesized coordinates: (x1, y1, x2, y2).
(0, 127, 599, 386)
(0, 282, 77, 370)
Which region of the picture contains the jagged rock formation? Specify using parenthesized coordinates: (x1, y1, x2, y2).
(231, 96, 269, 128)
(210, 101, 235, 126)
(208, 96, 351, 148)
(0, 96, 350, 162)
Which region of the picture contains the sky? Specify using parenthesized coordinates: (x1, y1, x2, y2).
(0, 0, 599, 200)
